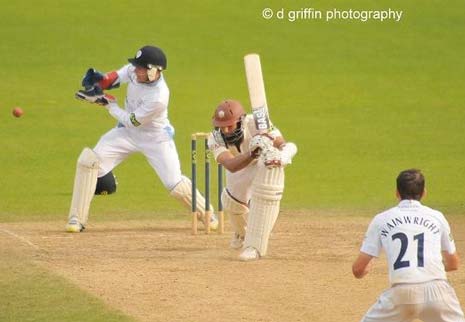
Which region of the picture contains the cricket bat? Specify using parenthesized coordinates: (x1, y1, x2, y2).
(244, 53, 272, 132)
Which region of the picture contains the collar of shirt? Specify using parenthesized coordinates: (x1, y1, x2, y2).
(398, 199, 421, 208)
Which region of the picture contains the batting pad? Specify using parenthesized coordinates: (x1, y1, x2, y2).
(244, 163, 284, 256)
(221, 190, 249, 237)
(68, 148, 99, 226)
(170, 176, 214, 220)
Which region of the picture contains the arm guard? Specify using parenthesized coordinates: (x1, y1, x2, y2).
(81, 68, 120, 90)
(98, 71, 120, 90)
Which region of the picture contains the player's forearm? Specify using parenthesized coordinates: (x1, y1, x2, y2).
(105, 102, 164, 128)
(443, 252, 460, 272)
(106, 104, 140, 128)
(352, 252, 373, 279)
(273, 136, 286, 149)
(352, 259, 370, 278)
(352, 265, 369, 279)
(220, 153, 256, 173)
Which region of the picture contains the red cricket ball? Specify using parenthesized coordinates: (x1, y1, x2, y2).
(12, 107, 24, 118)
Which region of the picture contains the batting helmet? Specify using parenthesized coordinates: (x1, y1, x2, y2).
(94, 171, 118, 195)
(128, 45, 167, 70)
(212, 100, 246, 145)
(212, 100, 246, 127)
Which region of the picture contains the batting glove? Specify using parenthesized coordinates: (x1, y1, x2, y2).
(249, 134, 274, 158)
(261, 147, 282, 168)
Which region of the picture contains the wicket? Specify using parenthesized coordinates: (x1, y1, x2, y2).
(191, 132, 224, 235)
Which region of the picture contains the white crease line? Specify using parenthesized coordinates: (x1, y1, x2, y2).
(0, 228, 40, 250)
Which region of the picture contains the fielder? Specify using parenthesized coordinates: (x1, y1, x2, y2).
(208, 99, 297, 261)
(66, 45, 217, 232)
(353, 169, 464, 322)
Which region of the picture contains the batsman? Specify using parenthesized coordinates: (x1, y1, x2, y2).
(209, 99, 297, 261)
(66, 45, 217, 232)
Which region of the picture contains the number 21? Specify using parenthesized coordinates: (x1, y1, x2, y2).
(392, 232, 424, 270)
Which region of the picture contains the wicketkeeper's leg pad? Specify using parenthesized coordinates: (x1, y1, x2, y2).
(67, 148, 99, 230)
(221, 190, 249, 238)
(170, 176, 217, 230)
(243, 164, 285, 256)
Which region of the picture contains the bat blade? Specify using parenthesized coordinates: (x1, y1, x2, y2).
(244, 53, 271, 132)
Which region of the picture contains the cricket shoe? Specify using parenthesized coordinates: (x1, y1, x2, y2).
(65, 215, 85, 233)
(230, 233, 245, 249)
(239, 247, 260, 262)
(198, 212, 219, 231)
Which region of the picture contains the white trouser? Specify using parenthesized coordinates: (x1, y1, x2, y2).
(225, 161, 258, 203)
(362, 280, 465, 322)
(94, 127, 182, 190)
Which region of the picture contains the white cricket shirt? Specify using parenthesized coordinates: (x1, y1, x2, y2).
(361, 200, 456, 285)
(106, 64, 172, 137)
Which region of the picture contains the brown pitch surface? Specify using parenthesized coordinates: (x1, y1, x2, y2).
(1, 212, 464, 322)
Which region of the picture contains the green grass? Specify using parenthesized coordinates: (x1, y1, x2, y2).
(0, 3, 464, 321)
(0, 258, 136, 322)
(1, 0, 465, 221)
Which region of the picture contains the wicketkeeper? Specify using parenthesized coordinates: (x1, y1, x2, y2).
(66, 45, 218, 232)
(208, 99, 297, 261)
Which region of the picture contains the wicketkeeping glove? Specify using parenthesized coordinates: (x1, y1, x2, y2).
(75, 87, 116, 106)
(75, 86, 104, 103)
(94, 94, 116, 106)
(82, 68, 105, 89)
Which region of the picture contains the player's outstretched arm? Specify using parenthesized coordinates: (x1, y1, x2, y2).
(352, 252, 374, 279)
(443, 251, 460, 272)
